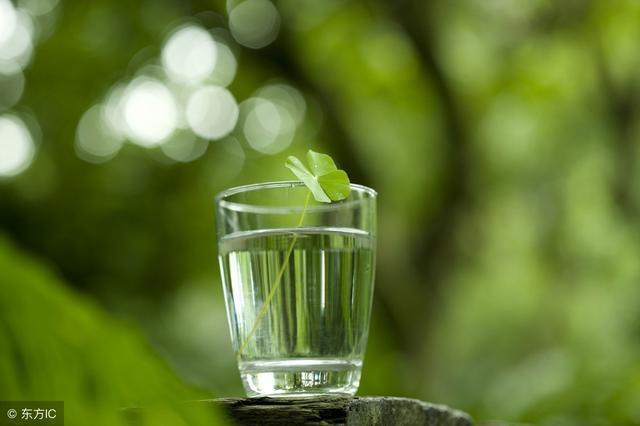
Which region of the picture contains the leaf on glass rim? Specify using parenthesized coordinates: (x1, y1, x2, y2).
(285, 149, 351, 203)
(306, 150, 338, 176)
(285, 156, 330, 203)
(318, 170, 350, 200)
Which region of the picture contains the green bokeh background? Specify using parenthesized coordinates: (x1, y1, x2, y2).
(2, 0, 640, 424)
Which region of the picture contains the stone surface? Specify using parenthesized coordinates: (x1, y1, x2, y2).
(208, 396, 473, 426)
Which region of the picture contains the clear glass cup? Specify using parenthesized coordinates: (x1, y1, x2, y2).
(215, 181, 377, 397)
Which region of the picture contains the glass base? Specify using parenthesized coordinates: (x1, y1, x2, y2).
(239, 358, 362, 397)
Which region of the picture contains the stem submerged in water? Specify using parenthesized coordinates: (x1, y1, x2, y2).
(236, 191, 312, 361)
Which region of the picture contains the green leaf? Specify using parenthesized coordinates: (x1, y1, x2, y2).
(307, 150, 338, 176)
(285, 156, 331, 203)
(286, 150, 351, 203)
(318, 170, 351, 200)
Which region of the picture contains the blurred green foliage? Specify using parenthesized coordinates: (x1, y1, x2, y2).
(1, 0, 640, 424)
(0, 235, 224, 425)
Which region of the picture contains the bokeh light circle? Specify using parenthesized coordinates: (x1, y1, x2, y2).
(229, 0, 280, 49)
(241, 97, 295, 154)
(0, 114, 35, 177)
(256, 83, 306, 125)
(102, 83, 127, 140)
(0, 71, 25, 110)
(122, 77, 178, 147)
(186, 85, 239, 140)
(162, 25, 217, 85)
(0, 0, 17, 46)
(0, 9, 34, 73)
(210, 40, 237, 87)
(75, 105, 123, 163)
(18, 0, 59, 16)
(161, 130, 208, 162)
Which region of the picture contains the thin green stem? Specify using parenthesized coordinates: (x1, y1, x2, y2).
(236, 191, 312, 361)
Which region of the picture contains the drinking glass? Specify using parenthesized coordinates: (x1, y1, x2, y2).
(215, 181, 377, 397)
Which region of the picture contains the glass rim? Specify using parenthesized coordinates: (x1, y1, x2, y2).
(215, 181, 377, 214)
